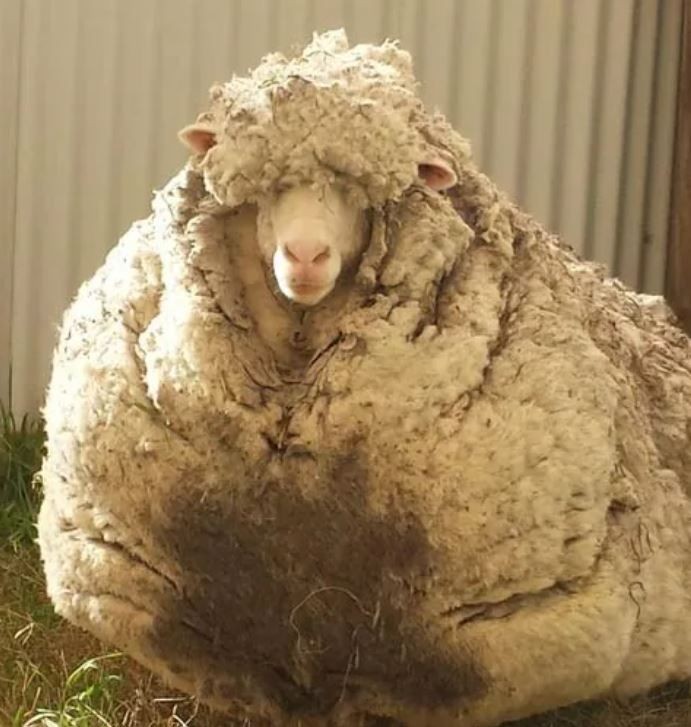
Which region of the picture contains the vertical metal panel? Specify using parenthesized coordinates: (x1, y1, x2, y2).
(483, 0, 530, 193)
(414, 0, 456, 115)
(615, 0, 662, 287)
(585, 0, 636, 266)
(0, 0, 22, 405)
(349, 0, 388, 43)
(149, 0, 200, 182)
(384, 0, 417, 51)
(453, 1, 494, 169)
(275, 0, 312, 52)
(552, 0, 601, 253)
(2, 0, 683, 412)
(641, 0, 683, 293)
(311, 0, 348, 35)
(12, 0, 82, 415)
(666, 0, 691, 329)
(108, 1, 160, 236)
(237, 0, 273, 72)
(70, 0, 120, 284)
(519, 0, 566, 228)
(194, 0, 238, 88)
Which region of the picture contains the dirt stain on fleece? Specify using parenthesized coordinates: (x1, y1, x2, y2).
(146, 446, 488, 722)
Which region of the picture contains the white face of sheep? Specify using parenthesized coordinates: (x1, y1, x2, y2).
(257, 185, 367, 305)
(179, 124, 459, 306)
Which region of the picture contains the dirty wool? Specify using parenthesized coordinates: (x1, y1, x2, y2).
(38, 30, 691, 727)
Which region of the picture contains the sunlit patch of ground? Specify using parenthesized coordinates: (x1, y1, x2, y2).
(0, 544, 235, 726)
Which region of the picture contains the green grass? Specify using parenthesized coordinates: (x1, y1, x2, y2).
(0, 401, 45, 549)
(15, 654, 124, 727)
(0, 401, 689, 725)
(0, 540, 229, 726)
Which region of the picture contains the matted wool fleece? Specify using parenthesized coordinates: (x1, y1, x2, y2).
(38, 29, 691, 727)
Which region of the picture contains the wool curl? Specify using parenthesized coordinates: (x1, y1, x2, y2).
(191, 29, 470, 209)
(37, 28, 691, 727)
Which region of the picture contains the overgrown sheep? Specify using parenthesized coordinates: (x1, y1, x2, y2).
(38, 29, 691, 727)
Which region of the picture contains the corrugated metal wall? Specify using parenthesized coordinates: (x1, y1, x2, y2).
(0, 0, 22, 411)
(0, 0, 683, 413)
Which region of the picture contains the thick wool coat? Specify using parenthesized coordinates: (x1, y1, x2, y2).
(38, 30, 691, 726)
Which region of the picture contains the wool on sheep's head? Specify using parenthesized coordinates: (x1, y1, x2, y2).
(178, 28, 471, 210)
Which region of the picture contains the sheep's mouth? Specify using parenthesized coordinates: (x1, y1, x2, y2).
(291, 283, 324, 294)
(286, 282, 333, 305)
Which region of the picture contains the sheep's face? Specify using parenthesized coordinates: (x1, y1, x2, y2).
(256, 184, 368, 306)
(179, 121, 459, 307)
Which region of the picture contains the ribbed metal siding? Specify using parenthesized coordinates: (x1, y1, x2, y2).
(0, 0, 683, 413)
(0, 0, 22, 406)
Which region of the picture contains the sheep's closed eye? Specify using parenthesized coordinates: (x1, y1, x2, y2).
(313, 250, 331, 264)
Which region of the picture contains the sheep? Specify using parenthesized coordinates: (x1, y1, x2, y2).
(37, 28, 691, 727)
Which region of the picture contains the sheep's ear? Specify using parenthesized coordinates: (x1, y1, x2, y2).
(418, 157, 458, 191)
(178, 123, 217, 155)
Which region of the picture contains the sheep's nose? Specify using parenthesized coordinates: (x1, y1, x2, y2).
(283, 242, 331, 266)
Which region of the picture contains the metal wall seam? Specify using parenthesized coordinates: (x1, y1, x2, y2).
(0, 0, 23, 406)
